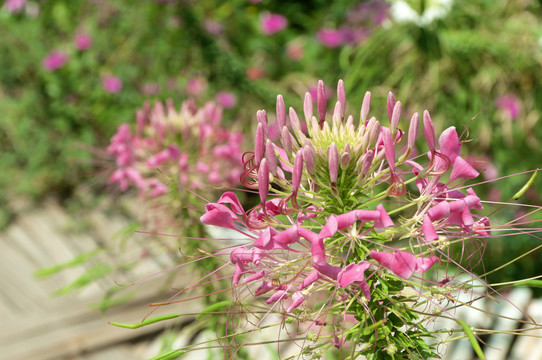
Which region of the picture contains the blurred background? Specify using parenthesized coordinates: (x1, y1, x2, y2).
(1, 0, 541, 359)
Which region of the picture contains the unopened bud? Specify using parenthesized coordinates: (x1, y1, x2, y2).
(361, 91, 371, 124)
(337, 79, 346, 120)
(276, 95, 286, 128)
(317, 80, 327, 125)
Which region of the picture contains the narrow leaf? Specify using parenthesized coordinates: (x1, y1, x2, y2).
(52, 262, 111, 296)
(109, 313, 181, 329)
(456, 319, 485, 360)
(196, 300, 245, 320)
(34, 249, 102, 278)
(148, 349, 186, 360)
(513, 280, 542, 288)
(513, 171, 537, 200)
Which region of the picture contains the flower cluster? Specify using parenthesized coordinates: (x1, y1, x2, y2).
(199, 80, 492, 358)
(107, 99, 244, 198)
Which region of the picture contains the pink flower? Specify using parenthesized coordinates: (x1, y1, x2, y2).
(186, 77, 208, 96)
(204, 19, 224, 35)
(286, 42, 304, 61)
(74, 33, 92, 51)
(215, 91, 237, 108)
(496, 94, 521, 120)
(42, 51, 68, 71)
(260, 13, 288, 35)
(141, 82, 161, 96)
(3, 0, 26, 13)
(316, 28, 344, 48)
(102, 75, 123, 93)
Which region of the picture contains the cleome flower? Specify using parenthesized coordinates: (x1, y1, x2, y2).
(197, 80, 494, 358)
(107, 98, 244, 199)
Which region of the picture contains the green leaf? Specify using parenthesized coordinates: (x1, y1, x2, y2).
(147, 349, 186, 360)
(109, 313, 182, 329)
(456, 319, 486, 360)
(52, 262, 111, 296)
(196, 300, 246, 320)
(34, 249, 102, 278)
(513, 280, 542, 288)
(512, 171, 537, 200)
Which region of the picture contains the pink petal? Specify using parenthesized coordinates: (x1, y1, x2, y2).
(200, 208, 238, 230)
(244, 270, 266, 284)
(256, 280, 274, 296)
(217, 192, 245, 215)
(338, 261, 371, 287)
(287, 292, 305, 312)
(319, 215, 338, 239)
(438, 127, 461, 163)
(428, 201, 450, 221)
(375, 204, 394, 228)
(415, 256, 439, 273)
(449, 156, 480, 183)
(299, 270, 320, 290)
(266, 290, 288, 304)
(422, 215, 439, 242)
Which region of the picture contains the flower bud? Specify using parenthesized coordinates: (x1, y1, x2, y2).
(390, 101, 401, 134)
(341, 144, 351, 170)
(276, 95, 286, 128)
(328, 142, 339, 185)
(387, 91, 396, 122)
(303, 144, 316, 176)
(258, 158, 270, 204)
(254, 123, 266, 166)
(361, 91, 371, 124)
(292, 150, 304, 193)
(280, 126, 293, 154)
(266, 139, 278, 176)
(423, 110, 436, 154)
(317, 80, 327, 125)
(303, 92, 313, 123)
(337, 79, 346, 120)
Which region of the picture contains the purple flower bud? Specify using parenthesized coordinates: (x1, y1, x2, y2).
(387, 91, 396, 122)
(303, 92, 313, 123)
(257, 109, 268, 126)
(254, 123, 266, 166)
(408, 112, 419, 150)
(276, 95, 286, 128)
(303, 144, 316, 176)
(280, 126, 293, 154)
(360, 150, 374, 176)
(423, 110, 436, 153)
(332, 101, 342, 126)
(381, 127, 395, 172)
(341, 144, 351, 170)
(317, 80, 327, 124)
(289, 107, 303, 140)
(266, 140, 278, 176)
(258, 158, 270, 204)
(328, 143, 339, 185)
(337, 79, 346, 119)
(390, 101, 401, 133)
(292, 150, 304, 193)
(361, 91, 371, 123)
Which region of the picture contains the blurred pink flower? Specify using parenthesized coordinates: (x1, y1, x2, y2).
(496, 94, 521, 120)
(186, 77, 208, 96)
(141, 82, 161, 96)
(3, 0, 26, 13)
(42, 51, 68, 71)
(74, 33, 92, 51)
(286, 42, 304, 61)
(102, 75, 123, 93)
(260, 13, 287, 35)
(204, 19, 224, 35)
(215, 91, 237, 108)
(316, 28, 344, 48)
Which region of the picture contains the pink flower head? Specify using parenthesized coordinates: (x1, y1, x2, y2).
(215, 91, 237, 108)
(102, 75, 123, 93)
(496, 94, 521, 120)
(42, 51, 68, 71)
(74, 33, 92, 51)
(260, 13, 288, 35)
(3, 0, 26, 13)
(203, 19, 224, 35)
(316, 28, 344, 48)
(185, 77, 208, 96)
